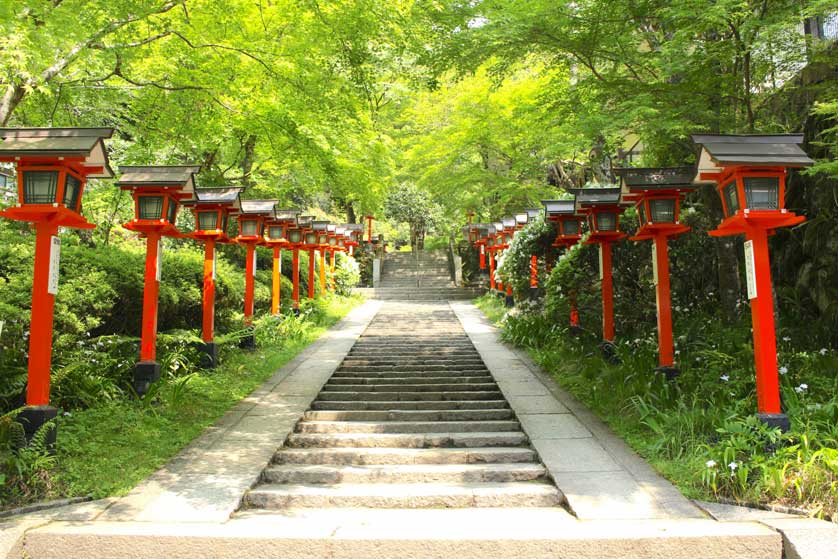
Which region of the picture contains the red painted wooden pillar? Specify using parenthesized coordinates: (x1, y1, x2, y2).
(746, 226, 782, 415)
(308, 249, 316, 299)
(292, 248, 300, 310)
(330, 250, 337, 292)
(488, 250, 496, 291)
(319, 250, 326, 292)
(202, 240, 216, 343)
(244, 243, 255, 325)
(653, 234, 675, 368)
(26, 221, 60, 406)
(600, 240, 615, 342)
(271, 246, 281, 315)
(530, 255, 538, 288)
(140, 231, 162, 362)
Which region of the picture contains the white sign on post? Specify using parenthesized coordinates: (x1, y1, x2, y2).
(278, 252, 282, 274)
(212, 246, 217, 281)
(47, 236, 61, 295)
(744, 240, 757, 300)
(598, 245, 604, 280)
(252, 250, 257, 277)
(651, 244, 658, 286)
(156, 239, 163, 282)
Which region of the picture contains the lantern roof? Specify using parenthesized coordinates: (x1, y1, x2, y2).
(327, 223, 336, 232)
(691, 134, 814, 181)
(182, 187, 244, 214)
(240, 199, 278, 216)
(568, 186, 623, 206)
(0, 127, 115, 178)
(117, 166, 201, 200)
(616, 167, 698, 191)
(312, 220, 330, 231)
(274, 208, 300, 222)
(542, 199, 576, 217)
(526, 208, 541, 220)
(515, 213, 529, 225)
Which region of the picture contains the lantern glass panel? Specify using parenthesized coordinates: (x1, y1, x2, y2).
(289, 229, 302, 243)
(637, 202, 646, 225)
(198, 211, 219, 231)
(221, 214, 229, 234)
(166, 198, 177, 224)
(138, 196, 164, 220)
(649, 199, 676, 223)
(723, 182, 740, 215)
(241, 218, 258, 236)
(23, 170, 59, 204)
(487, 238, 495, 247)
(268, 225, 284, 240)
(305, 232, 316, 245)
(338, 238, 345, 247)
(743, 177, 779, 210)
(63, 174, 81, 210)
(562, 220, 579, 236)
(329, 237, 337, 246)
(596, 212, 617, 231)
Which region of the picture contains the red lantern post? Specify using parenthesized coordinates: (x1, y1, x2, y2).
(543, 199, 586, 331)
(0, 128, 114, 441)
(183, 187, 245, 368)
(118, 165, 201, 395)
(692, 134, 814, 431)
(235, 200, 277, 349)
(266, 210, 300, 315)
(570, 188, 628, 348)
(617, 168, 698, 380)
(365, 214, 375, 243)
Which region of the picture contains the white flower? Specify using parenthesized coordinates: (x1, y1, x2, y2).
(720, 375, 730, 382)
(705, 460, 717, 468)
(728, 462, 738, 471)
(782, 336, 791, 342)
(819, 348, 828, 356)
(779, 366, 788, 375)
(63, 411, 72, 417)
(794, 383, 808, 393)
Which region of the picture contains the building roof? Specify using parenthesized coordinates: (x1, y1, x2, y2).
(542, 199, 577, 216)
(0, 127, 115, 178)
(116, 166, 201, 193)
(616, 167, 697, 190)
(691, 134, 814, 181)
(240, 199, 278, 214)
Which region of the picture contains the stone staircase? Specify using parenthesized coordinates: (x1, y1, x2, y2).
(361, 250, 484, 300)
(245, 302, 563, 509)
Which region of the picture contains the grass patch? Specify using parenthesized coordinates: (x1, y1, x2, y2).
(9, 295, 362, 506)
(474, 294, 838, 519)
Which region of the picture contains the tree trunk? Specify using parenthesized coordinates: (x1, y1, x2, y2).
(346, 202, 356, 224)
(701, 184, 741, 322)
(241, 134, 257, 186)
(0, 84, 26, 126)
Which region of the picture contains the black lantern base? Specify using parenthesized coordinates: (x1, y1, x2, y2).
(134, 361, 161, 397)
(16, 405, 57, 451)
(198, 342, 219, 369)
(569, 325, 583, 337)
(505, 294, 514, 307)
(655, 366, 681, 382)
(239, 332, 256, 351)
(598, 341, 621, 365)
(756, 412, 791, 433)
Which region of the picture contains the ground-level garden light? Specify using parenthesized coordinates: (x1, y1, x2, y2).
(235, 200, 277, 349)
(543, 198, 585, 332)
(692, 133, 815, 431)
(570, 186, 628, 356)
(183, 187, 245, 368)
(0, 127, 115, 443)
(617, 167, 697, 381)
(265, 209, 300, 315)
(118, 165, 201, 396)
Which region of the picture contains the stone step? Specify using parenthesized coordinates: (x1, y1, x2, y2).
(245, 482, 562, 509)
(273, 446, 537, 465)
(332, 370, 486, 379)
(322, 383, 498, 394)
(261, 463, 546, 484)
(347, 350, 479, 357)
(285, 432, 528, 449)
(315, 391, 506, 402)
(296, 420, 520, 434)
(340, 359, 486, 367)
(337, 365, 489, 373)
(327, 376, 494, 385)
(310, 400, 510, 411)
(305, 408, 515, 422)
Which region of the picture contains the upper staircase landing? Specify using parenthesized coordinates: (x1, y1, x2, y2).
(358, 250, 483, 301)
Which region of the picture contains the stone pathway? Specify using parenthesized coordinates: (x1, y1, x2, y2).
(245, 303, 563, 509)
(2, 300, 786, 559)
